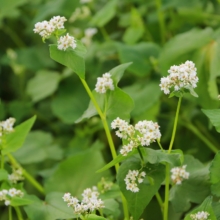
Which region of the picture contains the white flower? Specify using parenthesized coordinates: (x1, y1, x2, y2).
(124, 170, 146, 193)
(57, 33, 77, 51)
(159, 60, 198, 95)
(95, 72, 114, 94)
(8, 167, 24, 184)
(33, 15, 67, 39)
(0, 188, 24, 206)
(111, 118, 161, 156)
(171, 165, 189, 185)
(190, 211, 210, 220)
(0, 117, 16, 136)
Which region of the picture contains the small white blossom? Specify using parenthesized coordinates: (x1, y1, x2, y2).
(190, 211, 210, 220)
(8, 167, 24, 184)
(95, 73, 114, 94)
(171, 165, 189, 185)
(111, 118, 161, 156)
(57, 33, 77, 51)
(0, 117, 16, 136)
(0, 188, 24, 206)
(33, 15, 67, 39)
(81, 28, 97, 46)
(124, 170, 146, 193)
(63, 187, 104, 215)
(159, 60, 198, 95)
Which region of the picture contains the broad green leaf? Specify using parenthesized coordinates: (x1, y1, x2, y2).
(2, 116, 36, 155)
(0, 169, 8, 181)
(123, 82, 161, 117)
(86, 214, 107, 220)
(26, 70, 61, 103)
(44, 141, 110, 194)
(51, 77, 89, 124)
(159, 28, 213, 75)
(10, 196, 33, 207)
(210, 151, 220, 196)
(117, 157, 165, 220)
(102, 199, 120, 219)
(13, 131, 63, 164)
(90, 0, 117, 27)
(170, 155, 210, 212)
(49, 40, 87, 79)
(76, 63, 134, 123)
(123, 7, 145, 44)
(184, 196, 217, 220)
(202, 109, 220, 133)
(97, 148, 183, 173)
(24, 193, 76, 220)
(117, 42, 160, 76)
(213, 201, 220, 219)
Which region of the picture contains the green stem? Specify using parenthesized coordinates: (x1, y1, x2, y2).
(7, 154, 45, 195)
(155, 0, 166, 44)
(1, 153, 4, 169)
(168, 97, 182, 153)
(14, 207, 23, 220)
(99, 27, 111, 41)
(137, 147, 144, 166)
(157, 139, 164, 152)
(164, 97, 182, 220)
(9, 206, 12, 220)
(80, 78, 129, 219)
(180, 121, 219, 153)
(163, 163, 170, 220)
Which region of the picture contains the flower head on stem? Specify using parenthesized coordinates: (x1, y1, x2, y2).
(170, 165, 189, 185)
(190, 211, 210, 220)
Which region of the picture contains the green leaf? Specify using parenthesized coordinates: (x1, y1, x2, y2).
(184, 196, 217, 220)
(77, 63, 134, 123)
(26, 70, 61, 103)
(49, 40, 87, 79)
(90, 0, 117, 27)
(123, 7, 145, 44)
(12, 131, 63, 164)
(24, 193, 76, 220)
(97, 148, 183, 173)
(117, 157, 165, 220)
(117, 42, 160, 76)
(159, 28, 213, 74)
(170, 155, 210, 212)
(210, 151, 220, 196)
(202, 109, 220, 133)
(86, 214, 107, 220)
(10, 196, 33, 207)
(51, 77, 89, 124)
(102, 199, 120, 219)
(123, 82, 161, 117)
(0, 169, 8, 181)
(44, 141, 110, 194)
(2, 116, 36, 155)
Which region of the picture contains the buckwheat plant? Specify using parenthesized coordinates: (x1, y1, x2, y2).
(29, 14, 220, 220)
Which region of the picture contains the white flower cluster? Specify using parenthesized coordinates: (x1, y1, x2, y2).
(95, 73, 114, 94)
(63, 187, 104, 215)
(0, 188, 24, 206)
(190, 211, 210, 220)
(170, 165, 189, 185)
(111, 117, 161, 156)
(81, 28, 97, 46)
(159, 60, 198, 95)
(8, 167, 24, 184)
(124, 170, 146, 193)
(0, 117, 16, 136)
(57, 33, 77, 51)
(33, 16, 67, 39)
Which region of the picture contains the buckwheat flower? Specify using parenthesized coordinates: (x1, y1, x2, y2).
(0, 117, 16, 136)
(95, 72, 114, 94)
(171, 165, 189, 185)
(0, 188, 24, 206)
(8, 167, 24, 184)
(57, 33, 77, 51)
(49, 16, 67, 29)
(81, 28, 97, 46)
(159, 60, 198, 95)
(124, 170, 146, 193)
(190, 211, 210, 220)
(5, 200, 10, 206)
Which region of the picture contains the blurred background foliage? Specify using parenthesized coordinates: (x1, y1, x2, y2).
(1, 0, 220, 219)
